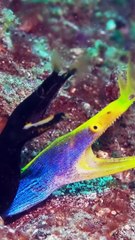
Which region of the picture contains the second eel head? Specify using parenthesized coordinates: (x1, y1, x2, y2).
(73, 60, 135, 182)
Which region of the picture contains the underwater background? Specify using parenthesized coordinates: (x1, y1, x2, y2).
(0, 0, 135, 239)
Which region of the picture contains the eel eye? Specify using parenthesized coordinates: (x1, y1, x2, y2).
(90, 123, 101, 132)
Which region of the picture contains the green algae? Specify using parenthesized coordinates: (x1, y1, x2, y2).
(106, 19, 116, 31)
(0, 8, 19, 49)
(22, 0, 99, 5)
(53, 176, 114, 196)
(0, 8, 19, 31)
(22, 0, 74, 4)
(32, 38, 50, 59)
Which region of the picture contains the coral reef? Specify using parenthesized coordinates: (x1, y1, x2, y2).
(0, 0, 134, 239)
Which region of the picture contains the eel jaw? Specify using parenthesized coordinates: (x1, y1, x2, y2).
(75, 147, 135, 181)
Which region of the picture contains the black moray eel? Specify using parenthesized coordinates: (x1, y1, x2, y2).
(0, 63, 76, 214)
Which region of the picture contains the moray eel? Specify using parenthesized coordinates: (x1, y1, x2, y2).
(0, 62, 76, 215)
(2, 59, 135, 217)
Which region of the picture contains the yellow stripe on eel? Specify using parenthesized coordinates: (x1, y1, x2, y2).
(23, 115, 54, 130)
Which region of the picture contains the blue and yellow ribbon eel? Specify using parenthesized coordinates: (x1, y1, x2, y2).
(2, 59, 135, 217)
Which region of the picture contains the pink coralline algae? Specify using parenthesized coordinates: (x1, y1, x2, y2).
(0, 218, 29, 240)
(8, 188, 135, 240)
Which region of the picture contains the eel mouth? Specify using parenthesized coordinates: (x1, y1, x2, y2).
(75, 143, 135, 181)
